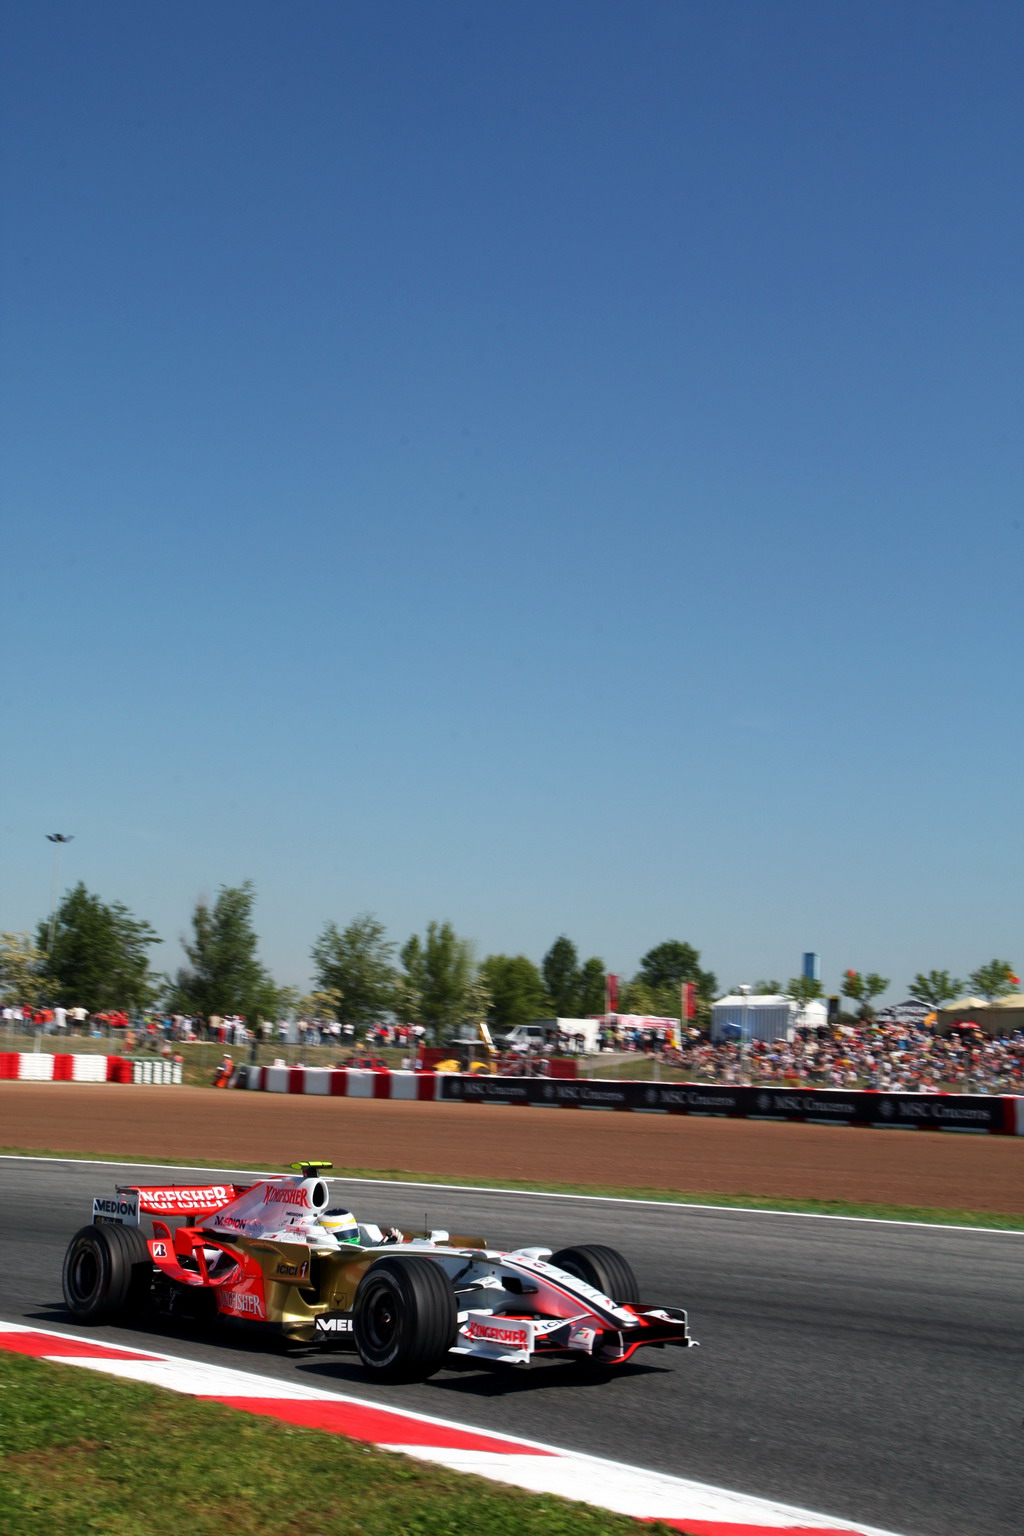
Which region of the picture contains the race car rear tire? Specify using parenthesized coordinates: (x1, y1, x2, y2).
(352, 1255, 457, 1382)
(550, 1243, 640, 1306)
(62, 1223, 152, 1323)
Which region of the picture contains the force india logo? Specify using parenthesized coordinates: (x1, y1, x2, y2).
(221, 1290, 265, 1318)
(468, 1320, 529, 1348)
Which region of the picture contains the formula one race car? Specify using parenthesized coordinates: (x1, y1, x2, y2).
(62, 1162, 697, 1382)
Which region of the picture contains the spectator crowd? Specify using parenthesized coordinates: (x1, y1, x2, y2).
(3, 1003, 1022, 1093)
(658, 1020, 1024, 1093)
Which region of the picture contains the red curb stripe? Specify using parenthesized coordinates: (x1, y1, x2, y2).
(656, 1525, 869, 1535)
(203, 1395, 554, 1454)
(0, 1331, 163, 1362)
(657, 1523, 872, 1536)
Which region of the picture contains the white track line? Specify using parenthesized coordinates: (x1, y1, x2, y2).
(2, 1152, 1021, 1235)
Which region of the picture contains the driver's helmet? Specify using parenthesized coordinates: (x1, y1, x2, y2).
(321, 1208, 359, 1244)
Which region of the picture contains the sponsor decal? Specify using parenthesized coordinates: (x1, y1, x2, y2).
(135, 1186, 231, 1213)
(263, 1186, 310, 1207)
(151, 1241, 168, 1259)
(314, 1314, 353, 1333)
(275, 1260, 309, 1278)
(635, 1087, 739, 1112)
(882, 1096, 998, 1124)
(756, 1092, 770, 1111)
(92, 1195, 140, 1225)
(214, 1214, 262, 1234)
(221, 1290, 265, 1319)
(459, 1078, 530, 1098)
(540, 1083, 627, 1104)
(766, 1092, 857, 1116)
(933, 1102, 995, 1121)
(468, 1319, 530, 1348)
(644, 1088, 658, 1106)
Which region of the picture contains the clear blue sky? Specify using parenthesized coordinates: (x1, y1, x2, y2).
(2, 2, 1021, 999)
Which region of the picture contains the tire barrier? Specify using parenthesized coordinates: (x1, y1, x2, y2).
(0, 1053, 181, 1084)
(127, 1058, 182, 1085)
(232, 1062, 1023, 1133)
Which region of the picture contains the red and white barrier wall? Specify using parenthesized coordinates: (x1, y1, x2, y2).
(234, 1063, 1024, 1133)
(240, 1064, 439, 1100)
(0, 1054, 180, 1085)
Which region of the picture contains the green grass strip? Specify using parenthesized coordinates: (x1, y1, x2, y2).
(0, 1350, 675, 1536)
(1, 1143, 1022, 1229)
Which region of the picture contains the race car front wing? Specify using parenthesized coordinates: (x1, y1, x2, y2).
(452, 1303, 697, 1367)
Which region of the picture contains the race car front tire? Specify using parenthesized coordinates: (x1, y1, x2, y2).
(62, 1223, 152, 1323)
(352, 1255, 457, 1382)
(550, 1243, 640, 1306)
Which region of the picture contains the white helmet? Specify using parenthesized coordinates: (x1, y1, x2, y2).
(321, 1208, 359, 1245)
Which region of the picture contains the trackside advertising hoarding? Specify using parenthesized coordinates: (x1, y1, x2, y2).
(231, 1062, 1021, 1133)
(436, 1074, 1016, 1132)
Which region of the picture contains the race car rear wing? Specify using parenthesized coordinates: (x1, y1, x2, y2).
(93, 1184, 250, 1225)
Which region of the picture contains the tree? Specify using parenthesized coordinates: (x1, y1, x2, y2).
(395, 933, 425, 1024)
(275, 984, 302, 1016)
(785, 975, 824, 1006)
(967, 960, 1020, 1001)
(297, 986, 343, 1020)
(618, 976, 658, 1014)
(0, 932, 46, 1008)
(169, 882, 278, 1021)
(479, 954, 549, 1033)
(908, 970, 963, 1008)
(542, 936, 581, 1016)
(840, 968, 889, 1020)
(38, 884, 161, 1012)
(639, 941, 700, 991)
(752, 979, 783, 995)
(635, 939, 717, 1023)
(540, 937, 606, 1017)
(310, 915, 396, 1028)
(399, 922, 484, 1038)
(577, 956, 606, 1015)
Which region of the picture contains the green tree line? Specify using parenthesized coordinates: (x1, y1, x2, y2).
(0, 881, 1017, 1036)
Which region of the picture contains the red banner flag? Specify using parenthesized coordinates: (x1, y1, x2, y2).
(606, 974, 619, 1013)
(682, 982, 696, 1020)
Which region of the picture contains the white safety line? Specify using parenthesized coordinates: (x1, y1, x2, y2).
(1, 1152, 1021, 1235)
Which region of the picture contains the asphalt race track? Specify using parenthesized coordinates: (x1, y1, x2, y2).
(1, 1157, 1020, 1536)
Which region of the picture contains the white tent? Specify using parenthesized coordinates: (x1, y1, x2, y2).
(710, 994, 827, 1044)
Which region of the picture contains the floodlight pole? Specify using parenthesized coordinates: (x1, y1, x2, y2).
(739, 983, 751, 1084)
(46, 834, 74, 954)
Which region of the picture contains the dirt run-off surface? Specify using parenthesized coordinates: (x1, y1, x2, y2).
(2, 1083, 1022, 1212)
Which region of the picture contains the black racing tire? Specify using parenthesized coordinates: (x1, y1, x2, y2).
(62, 1223, 152, 1323)
(550, 1243, 640, 1306)
(352, 1255, 457, 1383)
